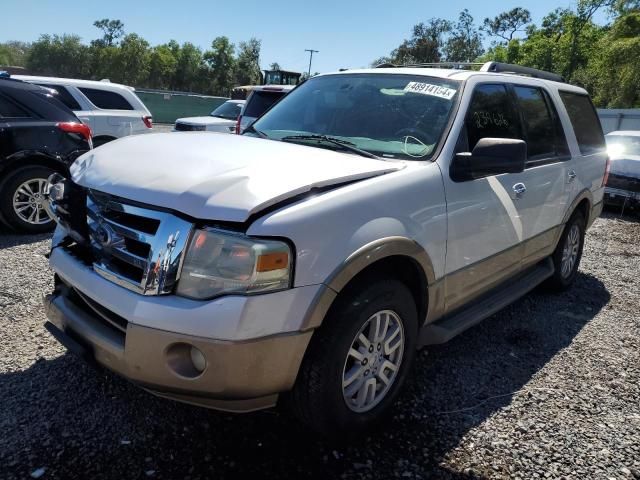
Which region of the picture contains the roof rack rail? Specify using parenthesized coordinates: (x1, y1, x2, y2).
(479, 62, 564, 83)
(374, 61, 565, 83)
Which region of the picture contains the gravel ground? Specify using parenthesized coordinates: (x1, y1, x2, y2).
(0, 212, 638, 480)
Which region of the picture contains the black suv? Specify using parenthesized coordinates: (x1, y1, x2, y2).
(0, 78, 92, 233)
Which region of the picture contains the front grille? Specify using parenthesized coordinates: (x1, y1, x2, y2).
(607, 174, 640, 194)
(86, 192, 193, 295)
(174, 122, 205, 131)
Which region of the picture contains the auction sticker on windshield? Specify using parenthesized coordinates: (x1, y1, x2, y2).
(404, 82, 457, 100)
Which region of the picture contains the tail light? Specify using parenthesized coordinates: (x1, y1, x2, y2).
(142, 115, 153, 129)
(602, 155, 611, 187)
(235, 115, 241, 134)
(57, 122, 93, 148)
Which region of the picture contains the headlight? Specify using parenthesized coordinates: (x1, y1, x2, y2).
(176, 229, 292, 300)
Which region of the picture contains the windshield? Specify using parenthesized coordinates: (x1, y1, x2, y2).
(251, 73, 460, 160)
(210, 101, 243, 120)
(606, 134, 640, 157)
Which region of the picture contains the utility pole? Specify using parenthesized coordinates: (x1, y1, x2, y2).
(305, 49, 319, 77)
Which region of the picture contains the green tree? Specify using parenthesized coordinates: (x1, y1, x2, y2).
(235, 38, 261, 85)
(444, 9, 484, 61)
(382, 19, 452, 65)
(173, 42, 204, 92)
(92, 19, 125, 47)
(580, 11, 640, 107)
(111, 34, 151, 85)
(27, 34, 90, 77)
(269, 62, 281, 70)
(0, 41, 31, 66)
(203, 36, 236, 95)
(482, 8, 532, 42)
(148, 43, 179, 89)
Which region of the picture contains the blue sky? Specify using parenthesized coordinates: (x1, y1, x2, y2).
(2, 0, 607, 74)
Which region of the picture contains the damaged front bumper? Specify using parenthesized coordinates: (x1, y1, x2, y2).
(43, 281, 313, 413)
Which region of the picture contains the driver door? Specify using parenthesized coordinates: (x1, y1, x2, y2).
(441, 83, 528, 312)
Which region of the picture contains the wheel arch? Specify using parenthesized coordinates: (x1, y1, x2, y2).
(0, 151, 67, 183)
(301, 237, 439, 333)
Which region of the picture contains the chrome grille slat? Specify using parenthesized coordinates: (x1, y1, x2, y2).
(101, 217, 154, 244)
(86, 192, 193, 295)
(111, 246, 148, 270)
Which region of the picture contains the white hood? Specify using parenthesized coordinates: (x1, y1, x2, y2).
(176, 116, 235, 127)
(70, 133, 402, 222)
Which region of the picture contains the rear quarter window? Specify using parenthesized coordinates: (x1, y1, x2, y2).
(0, 93, 30, 118)
(78, 87, 134, 110)
(37, 84, 81, 111)
(559, 91, 605, 155)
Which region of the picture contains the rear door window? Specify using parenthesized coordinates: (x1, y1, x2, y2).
(244, 91, 285, 118)
(78, 87, 134, 110)
(465, 84, 522, 151)
(513, 86, 555, 158)
(37, 84, 81, 111)
(559, 91, 605, 155)
(513, 86, 569, 160)
(0, 94, 30, 118)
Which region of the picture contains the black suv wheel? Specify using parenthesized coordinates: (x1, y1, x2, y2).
(0, 166, 56, 233)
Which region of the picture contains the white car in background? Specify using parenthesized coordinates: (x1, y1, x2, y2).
(13, 75, 153, 146)
(174, 100, 245, 133)
(604, 130, 640, 209)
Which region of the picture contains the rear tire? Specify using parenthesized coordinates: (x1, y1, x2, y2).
(543, 212, 586, 291)
(290, 278, 418, 435)
(0, 166, 56, 234)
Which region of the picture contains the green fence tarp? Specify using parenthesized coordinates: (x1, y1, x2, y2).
(136, 90, 228, 124)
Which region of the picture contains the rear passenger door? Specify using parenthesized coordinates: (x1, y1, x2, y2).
(510, 84, 574, 269)
(557, 91, 608, 208)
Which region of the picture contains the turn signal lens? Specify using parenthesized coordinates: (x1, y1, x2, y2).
(257, 252, 289, 272)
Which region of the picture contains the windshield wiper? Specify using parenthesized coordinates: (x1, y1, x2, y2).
(280, 134, 379, 159)
(244, 124, 269, 139)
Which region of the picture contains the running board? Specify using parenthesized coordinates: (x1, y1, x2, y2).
(419, 258, 555, 346)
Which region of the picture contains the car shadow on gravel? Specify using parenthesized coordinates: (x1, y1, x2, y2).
(0, 272, 610, 480)
(0, 224, 52, 249)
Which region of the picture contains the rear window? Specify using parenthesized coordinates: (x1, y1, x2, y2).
(79, 87, 133, 110)
(559, 92, 605, 155)
(0, 93, 30, 118)
(211, 101, 243, 120)
(244, 91, 285, 118)
(38, 84, 81, 110)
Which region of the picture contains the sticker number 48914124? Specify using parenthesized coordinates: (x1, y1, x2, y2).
(404, 82, 457, 100)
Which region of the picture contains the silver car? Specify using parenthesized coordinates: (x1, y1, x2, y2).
(605, 130, 640, 209)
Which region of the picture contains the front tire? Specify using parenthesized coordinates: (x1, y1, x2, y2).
(544, 212, 586, 291)
(291, 278, 418, 435)
(0, 166, 56, 234)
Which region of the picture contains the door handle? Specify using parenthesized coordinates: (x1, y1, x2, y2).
(567, 170, 577, 183)
(512, 183, 527, 198)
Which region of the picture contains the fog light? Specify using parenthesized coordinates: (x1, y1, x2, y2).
(190, 346, 207, 373)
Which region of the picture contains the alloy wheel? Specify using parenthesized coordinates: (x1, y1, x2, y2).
(342, 309, 405, 413)
(12, 178, 52, 226)
(561, 224, 581, 278)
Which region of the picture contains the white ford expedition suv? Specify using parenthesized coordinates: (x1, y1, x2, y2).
(43, 62, 608, 434)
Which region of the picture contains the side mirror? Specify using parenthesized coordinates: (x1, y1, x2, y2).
(450, 138, 527, 181)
